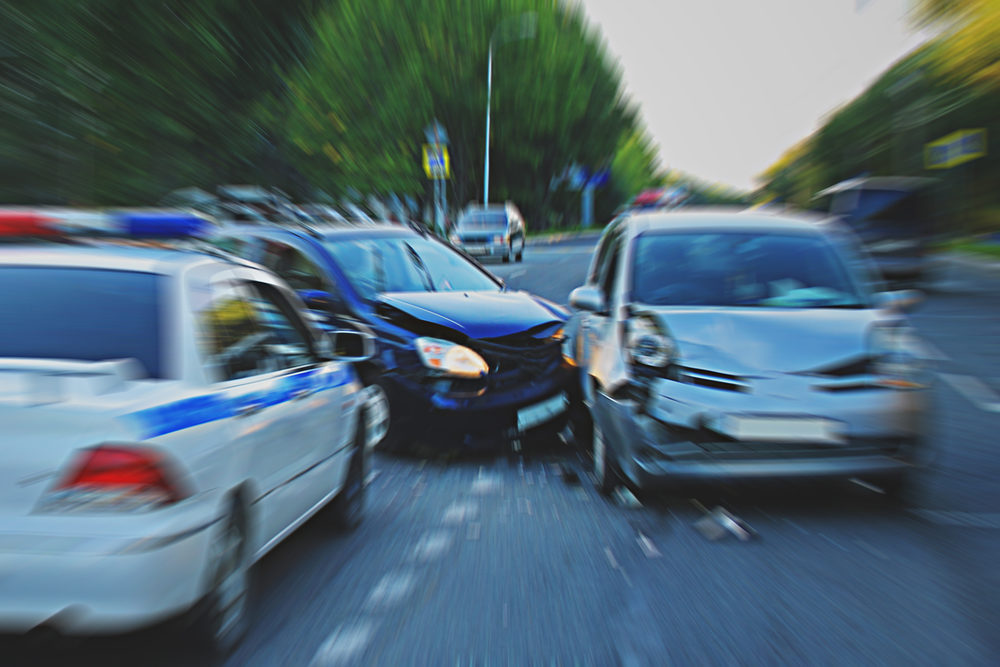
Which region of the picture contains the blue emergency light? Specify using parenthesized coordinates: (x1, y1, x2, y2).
(114, 211, 211, 238)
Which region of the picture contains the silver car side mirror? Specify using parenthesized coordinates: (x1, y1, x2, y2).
(569, 285, 607, 314)
(874, 289, 923, 313)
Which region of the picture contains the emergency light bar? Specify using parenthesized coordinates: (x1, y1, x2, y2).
(0, 208, 215, 239)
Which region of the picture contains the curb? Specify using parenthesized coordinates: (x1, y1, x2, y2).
(526, 229, 602, 246)
(937, 251, 1000, 276)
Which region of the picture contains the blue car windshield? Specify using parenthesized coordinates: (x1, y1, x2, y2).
(324, 236, 500, 301)
(631, 232, 869, 308)
(0, 267, 164, 377)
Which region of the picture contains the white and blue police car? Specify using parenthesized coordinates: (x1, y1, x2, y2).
(0, 209, 386, 653)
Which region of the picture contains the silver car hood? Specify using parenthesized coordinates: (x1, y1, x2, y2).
(640, 307, 882, 375)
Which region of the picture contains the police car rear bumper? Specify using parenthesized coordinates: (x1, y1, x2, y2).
(0, 500, 219, 635)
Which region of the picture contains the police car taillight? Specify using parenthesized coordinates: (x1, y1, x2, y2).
(38, 444, 190, 513)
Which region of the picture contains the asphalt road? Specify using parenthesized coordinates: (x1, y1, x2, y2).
(11, 238, 999, 666)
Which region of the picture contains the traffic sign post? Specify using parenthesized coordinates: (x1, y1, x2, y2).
(925, 129, 987, 170)
(422, 120, 450, 235)
(422, 144, 451, 179)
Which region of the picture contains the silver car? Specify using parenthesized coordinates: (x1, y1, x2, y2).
(567, 209, 929, 498)
(449, 203, 526, 263)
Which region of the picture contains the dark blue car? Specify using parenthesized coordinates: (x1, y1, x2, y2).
(216, 223, 575, 453)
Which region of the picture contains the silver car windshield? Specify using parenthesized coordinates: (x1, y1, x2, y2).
(631, 231, 869, 308)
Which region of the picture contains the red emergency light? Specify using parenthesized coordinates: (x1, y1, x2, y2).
(0, 209, 59, 237)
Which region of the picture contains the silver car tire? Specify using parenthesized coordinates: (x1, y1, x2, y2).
(593, 424, 620, 496)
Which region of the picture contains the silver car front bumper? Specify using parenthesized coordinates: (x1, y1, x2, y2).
(593, 374, 928, 490)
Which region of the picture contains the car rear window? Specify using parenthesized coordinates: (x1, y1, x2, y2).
(457, 211, 507, 230)
(0, 267, 164, 377)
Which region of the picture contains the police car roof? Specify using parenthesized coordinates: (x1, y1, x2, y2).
(0, 244, 231, 276)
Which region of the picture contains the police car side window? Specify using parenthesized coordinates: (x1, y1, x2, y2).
(198, 282, 277, 381)
(242, 282, 316, 370)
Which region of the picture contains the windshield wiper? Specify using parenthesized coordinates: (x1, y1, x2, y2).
(403, 242, 435, 291)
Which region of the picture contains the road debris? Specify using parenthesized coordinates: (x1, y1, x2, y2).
(692, 500, 757, 541)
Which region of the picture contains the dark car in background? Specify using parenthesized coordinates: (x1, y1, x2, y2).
(449, 203, 526, 263)
(816, 177, 939, 287)
(215, 223, 575, 453)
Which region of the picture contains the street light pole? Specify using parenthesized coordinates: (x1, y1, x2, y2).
(484, 43, 493, 206)
(483, 13, 536, 207)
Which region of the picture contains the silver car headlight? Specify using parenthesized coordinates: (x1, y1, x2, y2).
(625, 316, 676, 368)
(415, 337, 489, 378)
(868, 323, 922, 388)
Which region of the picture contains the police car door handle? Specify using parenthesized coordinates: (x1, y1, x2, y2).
(292, 388, 314, 401)
(236, 402, 263, 418)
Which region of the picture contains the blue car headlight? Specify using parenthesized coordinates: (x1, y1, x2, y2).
(415, 337, 489, 379)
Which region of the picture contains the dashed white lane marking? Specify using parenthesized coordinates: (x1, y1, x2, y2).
(518, 497, 533, 516)
(365, 571, 417, 610)
(782, 518, 809, 535)
(914, 338, 950, 361)
(937, 372, 1000, 412)
(364, 469, 379, 487)
(910, 509, 1000, 529)
(507, 268, 527, 279)
(467, 522, 481, 541)
(411, 530, 454, 562)
(471, 475, 502, 494)
(636, 533, 662, 558)
(604, 546, 633, 588)
(854, 539, 889, 561)
(311, 621, 375, 666)
(818, 533, 849, 552)
(442, 500, 479, 524)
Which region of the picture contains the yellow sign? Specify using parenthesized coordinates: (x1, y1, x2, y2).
(925, 129, 987, 170)
(422, 144, 450, 179)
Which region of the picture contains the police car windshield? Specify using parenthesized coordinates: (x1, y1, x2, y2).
(0, 267, 164, 377)
(323, 235, 500, 301)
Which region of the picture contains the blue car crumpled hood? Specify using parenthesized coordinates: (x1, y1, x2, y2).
(377, 290, 567, 340)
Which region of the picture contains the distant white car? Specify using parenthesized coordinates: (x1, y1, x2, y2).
(0, 211, 384, 653)
(449, 202, 526, 263)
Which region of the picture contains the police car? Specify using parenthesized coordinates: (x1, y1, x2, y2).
(0, 209, 385, 652)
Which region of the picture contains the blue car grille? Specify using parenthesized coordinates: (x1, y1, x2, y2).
(474, 338, 563, 391)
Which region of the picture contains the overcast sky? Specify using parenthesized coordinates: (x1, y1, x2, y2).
(577, 0, 928, 190)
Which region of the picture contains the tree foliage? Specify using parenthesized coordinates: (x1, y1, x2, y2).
(272, 0, 649, 227)
(758, 34, 999, 233)
(1, 0, 663, 224)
